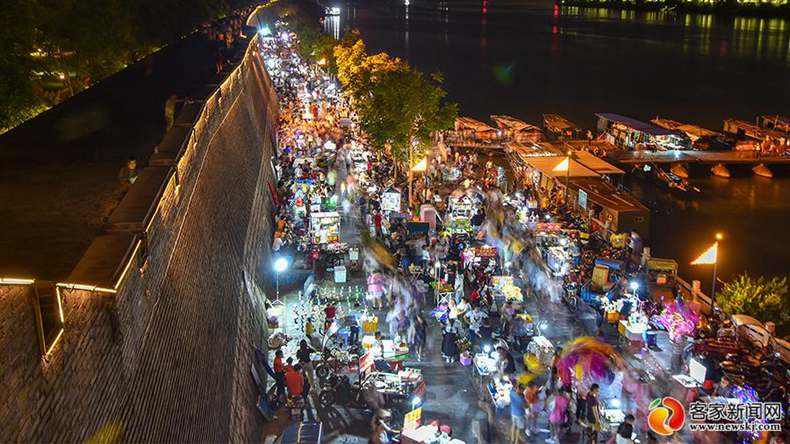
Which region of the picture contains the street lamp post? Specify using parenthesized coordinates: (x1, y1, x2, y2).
(690, 233, 722, 305)
(274, 257, 289, 303)
(564, 150, 571, 205)
(711, 233, 722, 302)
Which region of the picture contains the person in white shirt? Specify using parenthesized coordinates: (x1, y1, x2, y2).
(465, 305, 488, 349)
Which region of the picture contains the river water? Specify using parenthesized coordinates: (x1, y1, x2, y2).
(328, 0, 790, 287)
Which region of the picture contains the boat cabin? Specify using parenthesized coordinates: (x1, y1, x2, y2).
(491, 115, 545, 143)
(596, 113, 686, 150)
(760, 115, 790, 135)
(453, 117, 500, 141)
(724, 118, 789, 152)
(543, 114, 583, 140)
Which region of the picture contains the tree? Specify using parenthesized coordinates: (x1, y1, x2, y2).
(716, 273, 789, 335)
(0, 0, 46, 131)
(334, 39, 457, 165)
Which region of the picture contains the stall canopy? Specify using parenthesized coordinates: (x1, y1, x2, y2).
(491, 115, 541, 132)
(506, 142, 561, 157)
(573, 151, 626, 176)
(518, 156, 601, 179)
(570, 178, 644, 212)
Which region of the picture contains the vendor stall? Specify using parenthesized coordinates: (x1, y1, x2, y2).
(488, 379, 514, 419)
(647, 258, 678, 302)
(310, 211, 341, 245)
(402, 425, 465, 444)
(361, 334, 410, 362)
(474, 352, 498, 377)
(534, 223, 579, 277)
(463, 246, 498, 271)
(491, 276, 523, 302)
(291, 179, 315, 218)
(419, 204, 440, 232)
(382, 188, 402, 213)
(447, 196, 473, 234)
(526, 335, 555, 366)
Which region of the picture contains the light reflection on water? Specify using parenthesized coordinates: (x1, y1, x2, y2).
(343, 0, 790, 281)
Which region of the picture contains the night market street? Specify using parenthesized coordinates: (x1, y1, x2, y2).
(2, 1, 789, 443)
(253, 16, 783, 444)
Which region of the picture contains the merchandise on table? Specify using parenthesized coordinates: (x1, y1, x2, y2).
(526, 335, 555, 366)
(361, 334, 410, 360)
(310, 211, 341, 245)
(401, 425, 466, 444)
(600, 408, 625, 428)
(618, 319, 649, 342)
(491, 275, 523, 302)
(473, 352, 498, 376)
(488, 379, 513, 409)
(511, 313, 534, 337)
(290, 178, 315, 218)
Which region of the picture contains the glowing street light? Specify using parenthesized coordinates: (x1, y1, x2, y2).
(274, 257, 289, 273)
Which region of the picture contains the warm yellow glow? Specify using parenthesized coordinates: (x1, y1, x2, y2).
(317, 58, 327, 66)
(716, 233, 723, 240)
(0, 277, 35, 285)
(55, 287, 65, 322)
(411, 157, 428, 172)
(114, 240, 142, 290)
(552, 157, 570, 172)
(691, 241, 718, 265)
(45, 329, 64, 355)
(56, 283, 117, 294)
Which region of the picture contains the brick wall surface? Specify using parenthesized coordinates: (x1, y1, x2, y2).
(0, 35, 278, 443)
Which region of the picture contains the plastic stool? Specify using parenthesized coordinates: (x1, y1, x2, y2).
(337, 328, 350, 348)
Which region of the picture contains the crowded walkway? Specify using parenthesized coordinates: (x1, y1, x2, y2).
(256, 20, 787, 444)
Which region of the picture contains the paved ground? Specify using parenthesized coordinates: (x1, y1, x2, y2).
(261, 155, 679, 443)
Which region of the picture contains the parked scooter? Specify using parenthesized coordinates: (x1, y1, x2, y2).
(318, 374, 367, 408)
(286, 395, 305, 421)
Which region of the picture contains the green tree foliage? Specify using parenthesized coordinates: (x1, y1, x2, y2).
(335, 39, 457, 164)
(0, 0, 42, 130)
(1, 0, 254, 133)
(717, 273, 790, 335)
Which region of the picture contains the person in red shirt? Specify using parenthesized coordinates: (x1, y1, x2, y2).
(273, 350, 286, 400)
(285, 364, 305, 398)
(273, 350, 285, 373)
(373, 212, 382, 236)
(324, 304, 336, 333)
(469, 285, 482, 306)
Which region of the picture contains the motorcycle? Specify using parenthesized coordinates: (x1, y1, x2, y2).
(562, 281, 579, 313)
(315, 347, 357, 384)
(318, 374, 367, 408)
(286, 394, 305, 421)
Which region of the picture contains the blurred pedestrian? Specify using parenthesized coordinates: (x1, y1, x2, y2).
(119, 157, 139, 189)
(164, 94, 177, 132)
